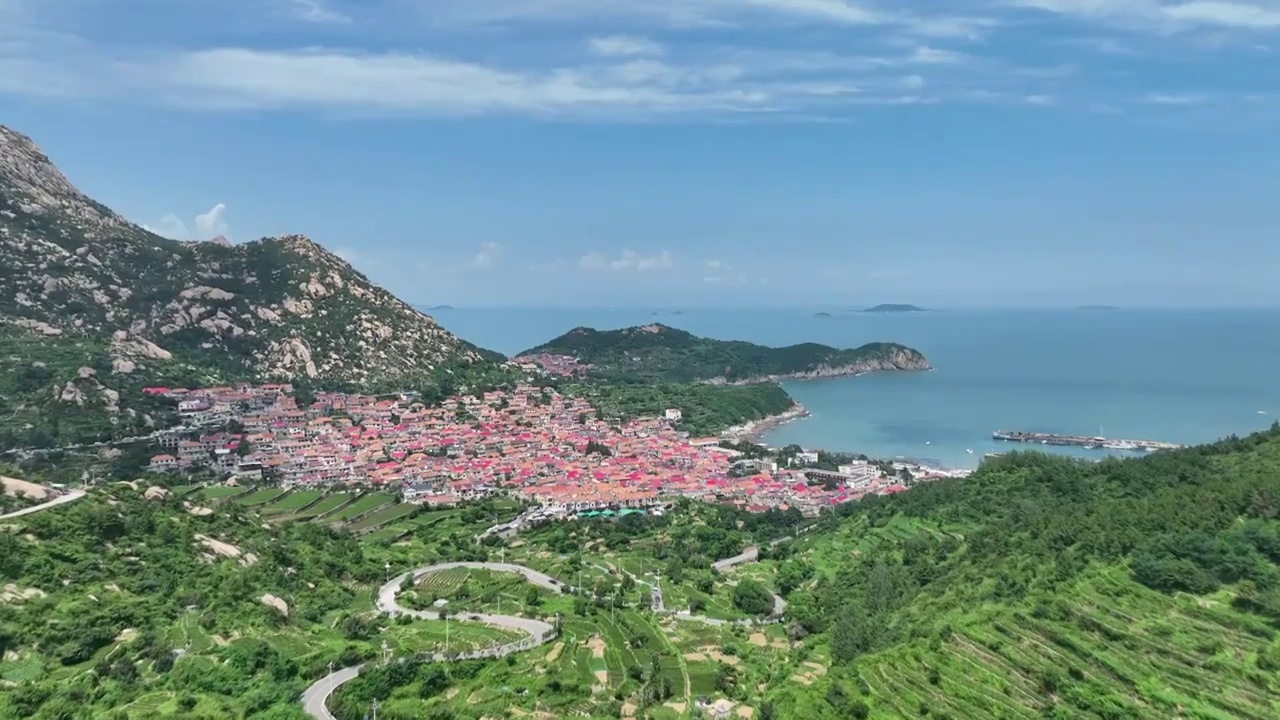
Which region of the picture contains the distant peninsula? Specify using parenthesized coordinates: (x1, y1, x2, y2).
(519, 323, 930, 385)
(424, 304, 456, 311)
(865, 303, 926, 313)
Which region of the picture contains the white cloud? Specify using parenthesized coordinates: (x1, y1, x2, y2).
(194, 203, 228, 238)
(145, 204, 229, 240)
(908, 46, 967, 64)
(1142, 92, 1209, 104)
(289, 0, 351, 24)
(470, 241, 503, 267)
(580, 249, 674, 271)
(1013, 0, 1280, 30)
(589, 35, 666, 57)
(706, 259, 723, 269)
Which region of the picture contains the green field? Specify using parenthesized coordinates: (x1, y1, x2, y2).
(287, 492, 354, 519)
(258, 490, 324, 515)
(199, 485, 249, 500)
(234, 488, 286, 506)
(329, 493, 396, 521)
(348, 502, 419, 532)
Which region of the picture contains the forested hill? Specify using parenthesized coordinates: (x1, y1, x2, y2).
(520, 324, 930, 384)
(0, 124, 503, 449)
(770, 424, 1280, 719)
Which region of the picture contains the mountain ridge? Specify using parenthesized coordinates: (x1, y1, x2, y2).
(0, 124, 499, 449)
(520, 323, 930, 384)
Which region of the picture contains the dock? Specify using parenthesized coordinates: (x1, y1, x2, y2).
(992, 430, 1185, 453)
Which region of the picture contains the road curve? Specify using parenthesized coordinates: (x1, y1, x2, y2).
(0, 488, 86, 521)
(303, 562, 563, 720)
(303, 548, 790, 719)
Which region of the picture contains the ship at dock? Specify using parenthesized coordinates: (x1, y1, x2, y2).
(993, 430, 1184, 453)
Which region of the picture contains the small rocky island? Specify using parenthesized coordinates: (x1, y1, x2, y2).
(519, 323, 930, 385)
(865, 303, 927, 313)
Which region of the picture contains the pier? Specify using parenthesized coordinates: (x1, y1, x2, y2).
(992, 430, 1185, 453)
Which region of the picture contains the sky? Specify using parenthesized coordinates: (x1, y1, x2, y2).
(2, 0, 1279, 308)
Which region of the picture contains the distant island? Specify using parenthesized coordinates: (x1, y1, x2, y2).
(1079, 305, 1120, 311)
(425, 304, 456, 311)
(865, 304, 926, 313)
(814, 312, 832, 318)
(519, 323, 930, 385)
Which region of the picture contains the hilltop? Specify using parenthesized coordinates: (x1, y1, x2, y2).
(864, 303, 926, 313)
(520, 323, 930, 384)
(0, 125, 500, 449)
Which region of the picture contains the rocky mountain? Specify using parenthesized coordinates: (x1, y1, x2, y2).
(0, 125, 500, 449)
(520, 323, 930, 384)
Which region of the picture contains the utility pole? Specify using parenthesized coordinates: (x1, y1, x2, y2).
(371, 697, 379, 720)
(327, 661, 334, 699)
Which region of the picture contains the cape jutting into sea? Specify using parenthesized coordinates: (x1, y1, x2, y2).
(433, 307, 1280, 470)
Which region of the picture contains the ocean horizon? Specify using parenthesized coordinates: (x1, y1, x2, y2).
(430, 306, 1280, 470)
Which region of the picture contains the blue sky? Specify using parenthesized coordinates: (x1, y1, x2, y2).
(2, 0, 1278, 307)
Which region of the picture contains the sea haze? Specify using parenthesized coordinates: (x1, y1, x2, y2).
(430, 307, 1280, 469)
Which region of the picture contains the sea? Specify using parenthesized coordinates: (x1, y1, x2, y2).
(430, 307, 1280, 470)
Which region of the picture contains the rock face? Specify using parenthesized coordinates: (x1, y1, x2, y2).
(707, 345, 931, 385)
(0, 124, 502, 448)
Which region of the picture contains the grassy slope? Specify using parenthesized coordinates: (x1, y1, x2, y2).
(522, 324, 926, 384)
(768, 427, 1280, 720)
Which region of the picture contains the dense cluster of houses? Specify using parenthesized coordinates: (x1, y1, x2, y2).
(510, 353, 593, 378)
(145, 383, 930, 516)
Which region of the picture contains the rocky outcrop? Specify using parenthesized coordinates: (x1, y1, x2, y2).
(1, 123, 503, 448)
(706, 346, 931, 385)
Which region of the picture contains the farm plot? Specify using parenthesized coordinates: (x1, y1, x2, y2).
(348, 502, 418, 532)
(259, 490, 323, 515)
(329, 493, 396, 521)
(234, 488, 286, 506)
(288, 493, 355, 520)
(200, 486, 249, 501)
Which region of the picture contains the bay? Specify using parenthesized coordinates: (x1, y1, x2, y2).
(431, 307, 1280, 469)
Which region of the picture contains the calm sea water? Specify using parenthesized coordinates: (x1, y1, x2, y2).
(431, 307, 1280, 469)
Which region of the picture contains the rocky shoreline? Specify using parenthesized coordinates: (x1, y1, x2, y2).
(704, 352, 932, 387)
(720, 404, 811, 444)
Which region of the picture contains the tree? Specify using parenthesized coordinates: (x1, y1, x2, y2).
(731, 579, 776, 616)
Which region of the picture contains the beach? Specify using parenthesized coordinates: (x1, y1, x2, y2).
(720, 405, 810, 444)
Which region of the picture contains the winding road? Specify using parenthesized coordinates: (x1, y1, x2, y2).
(0, 488, 86, 521)
(302, 551, 790, 719)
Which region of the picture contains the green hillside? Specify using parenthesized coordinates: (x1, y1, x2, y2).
(521, 324, 930, 384)
(768, 426, 1280, 719)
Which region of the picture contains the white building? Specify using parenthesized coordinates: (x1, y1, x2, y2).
(664, 408, 683, 422)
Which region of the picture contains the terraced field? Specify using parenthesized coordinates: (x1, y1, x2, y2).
(234, 488, 286, 506)
(348, 502, 418, 532)
(288, 493, 355, 520)
(329, 493, 396, 522)
(259, 490, 324, 515)
(200, 486, 249, 501)
(858, 568, 1280, 719)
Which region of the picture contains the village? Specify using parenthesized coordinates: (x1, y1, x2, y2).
(144, 377, 961, 518)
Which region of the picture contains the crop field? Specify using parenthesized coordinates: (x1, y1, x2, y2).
(258, 490, 323, 515)
(856, 568, 1280, 720)
(348, 502, 418, 532)
(383, 621, 523, 655)
(362, 525, 412, 543)
(329, 493, 395, 521)
(288, 493, 354, 519)
(414, 567, 473, 597)
(200, 485, 249, 501)
(234, 488, 286, 506)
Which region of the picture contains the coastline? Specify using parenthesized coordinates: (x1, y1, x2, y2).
(719, 404, 811, 444)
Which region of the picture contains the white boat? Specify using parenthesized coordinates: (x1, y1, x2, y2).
(966, 449, 974, 454)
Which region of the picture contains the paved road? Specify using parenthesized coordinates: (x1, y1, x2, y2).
(303, 561, 563, 720)
(0, 488, 86, 520)
(304, 548, 790, 719)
